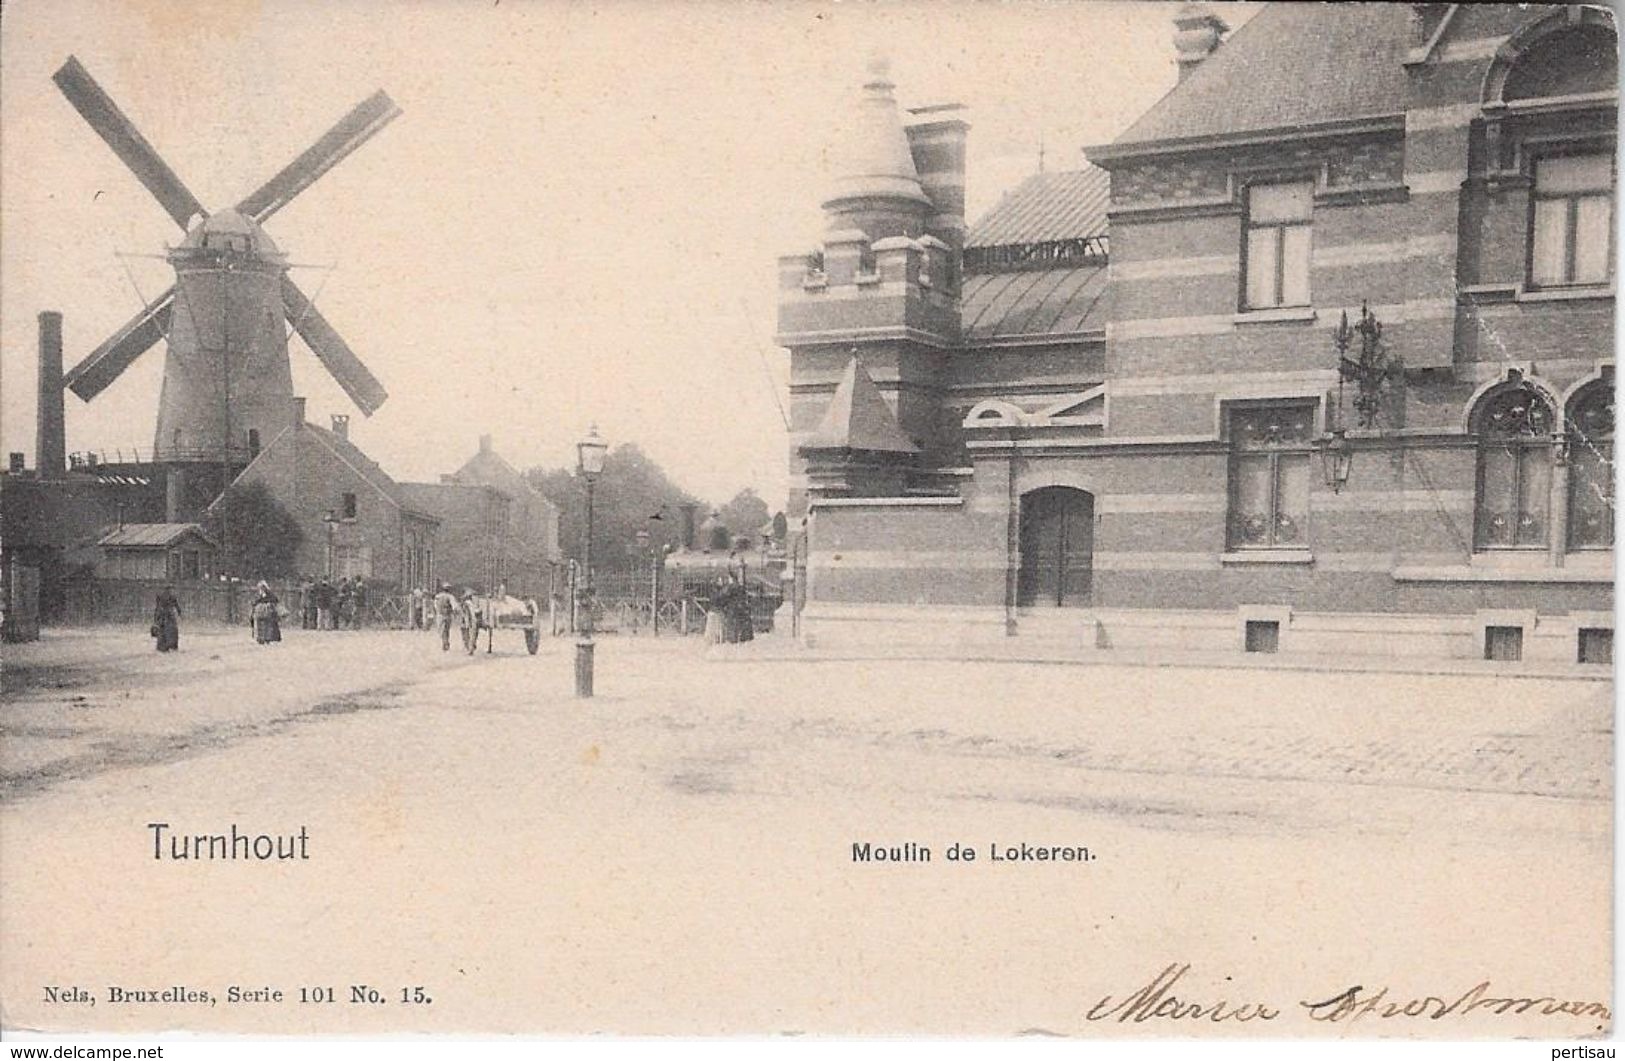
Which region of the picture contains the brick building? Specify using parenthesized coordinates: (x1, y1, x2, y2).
(439, 435, 562, 597)
(217, 398, 438, 589)
(398, 479, 512, 595)
(780, 4, 1615, 664)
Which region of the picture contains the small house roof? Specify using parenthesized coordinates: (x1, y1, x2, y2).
(98, 522, 214, 548)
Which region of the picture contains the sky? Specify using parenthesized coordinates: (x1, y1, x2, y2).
(1, 0, 1258, 509)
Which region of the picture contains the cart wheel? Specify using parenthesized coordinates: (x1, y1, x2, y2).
(657, 600, 682, 629)
(525, 627, 540, 655)
(461, 605, 477, 655)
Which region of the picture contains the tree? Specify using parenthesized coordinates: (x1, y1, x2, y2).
(527, 444, 704, 570)
(203, 481, 304, 580)
(718, 488, 771, 541)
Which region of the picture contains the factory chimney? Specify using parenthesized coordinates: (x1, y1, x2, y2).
(36, 311, 65, 479)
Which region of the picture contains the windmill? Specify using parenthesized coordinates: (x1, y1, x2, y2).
(52, 55, 400, 475)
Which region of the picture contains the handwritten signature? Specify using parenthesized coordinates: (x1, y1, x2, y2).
(1086, 964, 1611, 1026)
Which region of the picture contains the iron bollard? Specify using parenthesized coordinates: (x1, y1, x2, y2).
(574, 637, 595, 697)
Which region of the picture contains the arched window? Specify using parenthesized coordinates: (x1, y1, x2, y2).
(1567, 383, 1615, 549)
(1474, 384, 1555, 549)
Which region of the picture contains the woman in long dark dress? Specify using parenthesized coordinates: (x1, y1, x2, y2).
(152, 587, 181, 652)
(251, 581, 282, 645)
(729, 573, 754, 643)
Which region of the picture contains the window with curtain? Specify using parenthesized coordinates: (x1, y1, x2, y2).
(1474, 385, 1554, 549)
(1227, 403, 1314, 550)
(1530, 154, 1613, 288)
(1567, 384, 1614, 549)
(1244, 181, 1313, 310)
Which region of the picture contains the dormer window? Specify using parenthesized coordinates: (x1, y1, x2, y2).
(1243, 181, 1313, 310)
(1530, 154, 1613, 288)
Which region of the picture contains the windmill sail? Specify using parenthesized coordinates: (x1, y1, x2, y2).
(281, 277, 388, 415)
(52, 58, 204, 230)
(236, 91, 402, 224)
(63, 288, 175, 401)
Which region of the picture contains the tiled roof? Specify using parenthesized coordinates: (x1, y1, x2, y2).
(962, 264, 1109, 341)
(98, 523, 212, 548)
(1111, 3, 1410, 149)
(303, 423, 415, 514)
(803, 358, 919, 454)
(967, 168, 1110, 247)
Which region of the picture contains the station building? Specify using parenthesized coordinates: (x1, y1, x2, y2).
(780, 3, 1616, 664)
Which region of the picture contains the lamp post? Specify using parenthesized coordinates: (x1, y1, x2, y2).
(635, 526, 662, 636)
(574, 424, 608, 697)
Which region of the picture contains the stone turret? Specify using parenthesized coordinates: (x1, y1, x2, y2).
(777, 58, 968, 515)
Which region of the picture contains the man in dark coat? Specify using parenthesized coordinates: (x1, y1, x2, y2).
(337, 577, 354, 630)
(152, 587, 181, 652)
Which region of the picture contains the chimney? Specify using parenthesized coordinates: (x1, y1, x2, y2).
(479, 434, 493, 454)
(36, 311, 65, 480)
(1173, 3, 1228, 82)
(330, 413, 349, 441)
(292, 396, 307, 427)
(905, 105, 970, 254)
(166, 466, 186, 522)
(678, 503, 698, 551)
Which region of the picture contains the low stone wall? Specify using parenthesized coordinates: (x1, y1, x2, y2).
(799, 601, 1614, 669)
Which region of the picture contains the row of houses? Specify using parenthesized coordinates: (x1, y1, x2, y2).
(220, 397, 561, 597)
(780, 3, 1615, 665)
(1, 395, 562, 634)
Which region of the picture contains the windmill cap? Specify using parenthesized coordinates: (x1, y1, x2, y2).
(177, 208, 285, 260)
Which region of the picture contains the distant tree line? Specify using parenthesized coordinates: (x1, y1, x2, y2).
(524, 443, 778, 570)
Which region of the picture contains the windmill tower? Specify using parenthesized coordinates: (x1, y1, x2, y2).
(52, 57, 399, 509)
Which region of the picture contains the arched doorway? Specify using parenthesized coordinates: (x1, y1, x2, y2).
(1018, 487, 1094, 608)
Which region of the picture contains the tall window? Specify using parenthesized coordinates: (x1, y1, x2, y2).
(1530, 154, 1613, 288)
(1227, 403, 1313, 550)
(1567, 384, 1614, 549)
(1244, 181, 1313, 309)
(1474, 385, 1554, 549)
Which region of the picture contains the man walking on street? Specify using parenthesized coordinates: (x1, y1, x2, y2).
(315, 578, 335, 631)
(433, 582, 458, 652)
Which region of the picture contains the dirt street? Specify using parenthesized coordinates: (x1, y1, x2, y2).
(0, 624, 1612, 1037)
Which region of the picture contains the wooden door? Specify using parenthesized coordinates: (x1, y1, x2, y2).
(1018, 487, 1094, 607)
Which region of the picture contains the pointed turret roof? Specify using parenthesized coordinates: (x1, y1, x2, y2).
(823, 55, 931, 209)
(803, 357, 920, 454)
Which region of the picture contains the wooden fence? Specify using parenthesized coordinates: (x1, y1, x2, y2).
(58, 579, 421, 629)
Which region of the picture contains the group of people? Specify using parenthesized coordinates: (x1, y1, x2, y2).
(298, 576, 368, 631)
(703, 573, 756, 645)
(150, 579, 286, 651)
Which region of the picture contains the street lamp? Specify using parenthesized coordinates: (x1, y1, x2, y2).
(1319, 427, 1353, 494)
(1322, 302, 1402, 492)
(574, 424, 608, 697)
